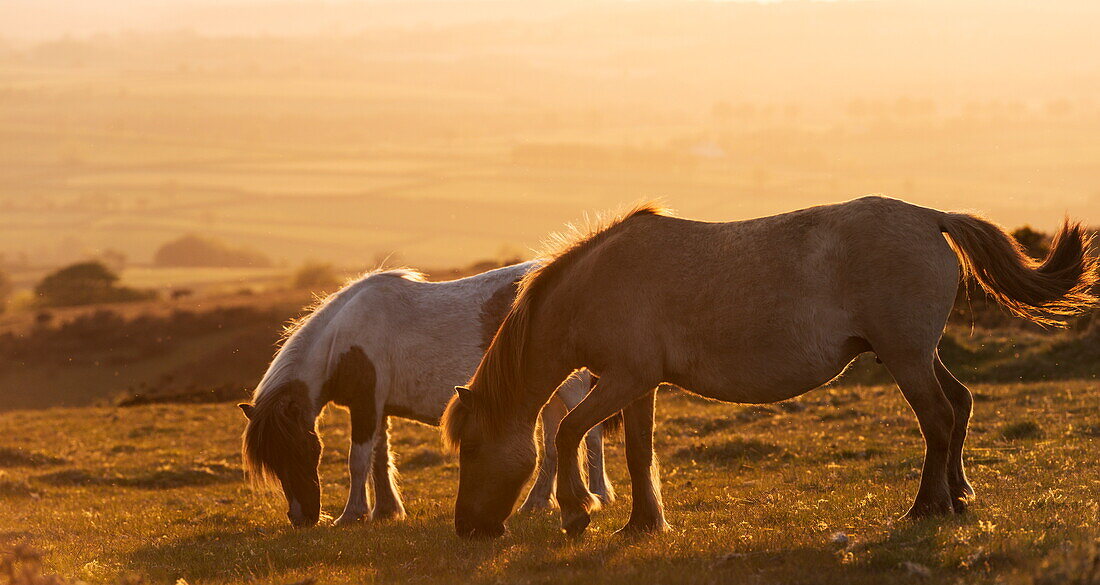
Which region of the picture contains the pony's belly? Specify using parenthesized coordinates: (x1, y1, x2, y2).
(673, 338, 867, 405)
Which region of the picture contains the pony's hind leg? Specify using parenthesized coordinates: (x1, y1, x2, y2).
(616, 390, 668, 535)
(555, 372, 651, 537)
(879, 349, 956, 519)
(370, 417, 406, 521)
(584, 423, 615, 506)
(934, 355, 975, 512)
(520, 396, 568, 512)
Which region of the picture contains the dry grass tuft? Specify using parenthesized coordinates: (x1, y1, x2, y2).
(0, 449, 67, 469)
(2, 544, 67, 585)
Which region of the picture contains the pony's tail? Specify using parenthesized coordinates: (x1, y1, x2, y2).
(940, 213, 1099, 327)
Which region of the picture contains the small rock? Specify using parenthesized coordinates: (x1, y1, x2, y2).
(830, 532, 849, 548)
(900, 561, 931, 578)
(718, 552, 748, 562)
(961, 549, 990, 569)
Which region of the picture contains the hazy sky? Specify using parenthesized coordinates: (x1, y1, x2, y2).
(2, 0, 1062, 41)
(0, 0, 588, 40)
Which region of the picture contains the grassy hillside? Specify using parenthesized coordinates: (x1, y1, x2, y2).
(1, 381, 1096, 584)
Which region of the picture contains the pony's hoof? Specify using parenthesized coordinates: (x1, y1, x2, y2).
(518, 498, 557, 513)
(592, 487, 616, 507)
(613, 520, 669, 537)
(950, 486, 975, 514)
(957, 482, 976, 499)
(561, 511, 591, 538)
(334, 512, 367, 526)
(371, 507, 407, 522)
(900, 500, 954, 520)
(951, 497, 969, 515)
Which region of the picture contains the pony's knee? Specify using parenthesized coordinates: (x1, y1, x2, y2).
(556, 416, 592, 451)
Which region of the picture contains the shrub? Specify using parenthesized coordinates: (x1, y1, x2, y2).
(33, 261, 155, 307)
(1001, 420, 1044, 441)
(1011, 226, 1051, 259)
(153, 234, 271, 268)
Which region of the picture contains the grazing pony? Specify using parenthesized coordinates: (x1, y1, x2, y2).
(240, 262, 614, 527)
(443, 196, 1098, 538)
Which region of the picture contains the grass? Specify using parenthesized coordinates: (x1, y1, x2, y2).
(0, 381, 1097, 585)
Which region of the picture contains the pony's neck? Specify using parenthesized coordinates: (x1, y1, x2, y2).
(254, 330, 327, 420)
(254, 271, 383, 416)
(480, 345, 575, 432)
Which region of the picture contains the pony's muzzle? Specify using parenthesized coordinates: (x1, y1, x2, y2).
(288, 513, 318, 528)
(287, 499, 319, 528)
(455, 517, 505, 539)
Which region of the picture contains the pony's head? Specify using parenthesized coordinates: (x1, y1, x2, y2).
(443, 203, 669, 538)
(442, 384, 538, 539)
(240, 380, 322, 527)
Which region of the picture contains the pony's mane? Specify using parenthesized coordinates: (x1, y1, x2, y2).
(242, 380, 316, 489)
(443, 202, 671, 449)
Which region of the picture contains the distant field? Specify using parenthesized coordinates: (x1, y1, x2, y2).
(3, 51, 1099, 273)
(1, 382, 1096, 584)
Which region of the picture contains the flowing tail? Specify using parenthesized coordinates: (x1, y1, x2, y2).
(940, 213, 1099, 327)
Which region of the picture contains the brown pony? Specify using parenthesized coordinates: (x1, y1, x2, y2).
(443, 196, 1098, 538)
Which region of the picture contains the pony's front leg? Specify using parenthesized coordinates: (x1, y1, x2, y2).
(369, 418, 406, 521)
(520, 396, 568, 512)
(616, 390, 668, 534)
(555, 373, 647, 537)
(335, 408, 382, 526)
(335, 437, 375, 525)
(545, 369, 614, 507)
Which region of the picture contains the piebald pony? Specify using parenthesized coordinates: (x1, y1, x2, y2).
(241, 262, 614, 527)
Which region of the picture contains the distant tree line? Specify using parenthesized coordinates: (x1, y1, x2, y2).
(0, 224, 1094, 318)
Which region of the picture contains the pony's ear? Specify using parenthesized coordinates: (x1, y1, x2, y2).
(238, 403, 254, 419)
(455, 386, 473, 404)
